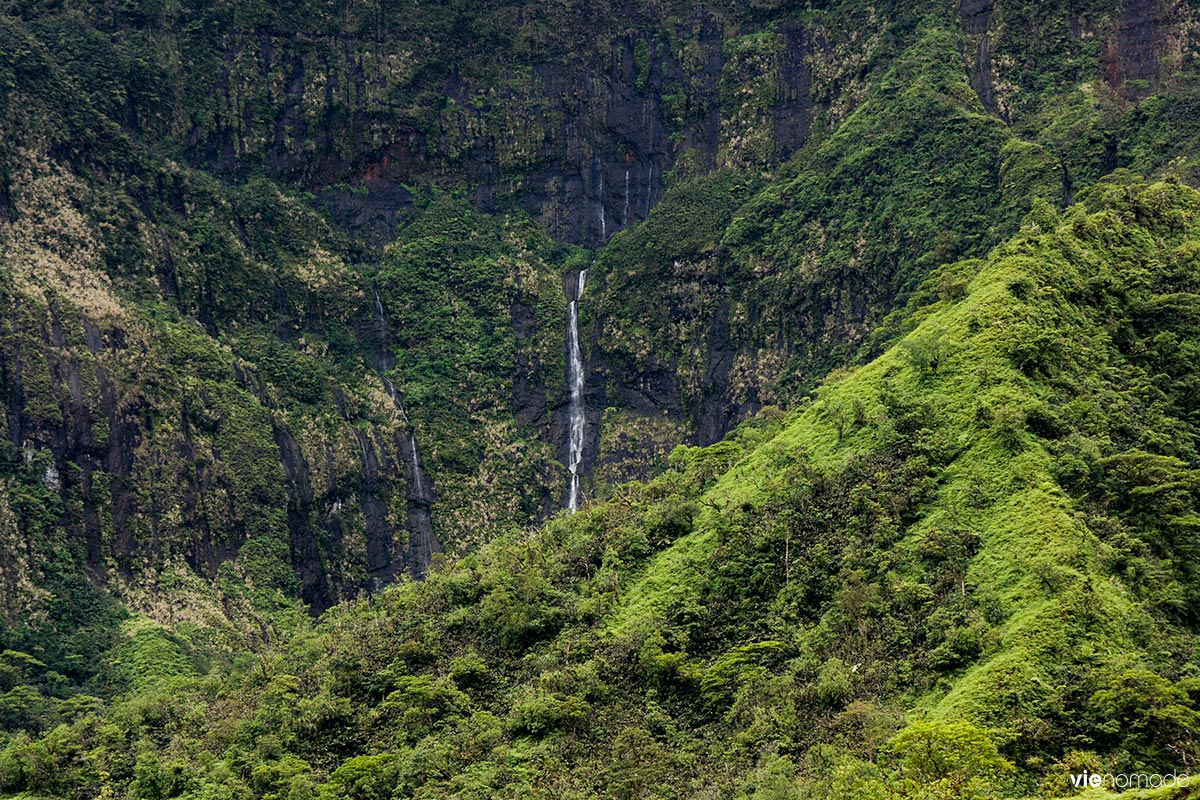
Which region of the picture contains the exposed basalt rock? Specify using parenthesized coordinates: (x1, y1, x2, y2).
(959, 0, 995, 35)
(512, 291, 563, 516)
(484, 44, 679, 249)
(511, 300, 547, 429)
(0, 0, 828, 616)
(9, 0, 1192, 629)
(1104, 0, 1184, 99)
(771, 24, 817, 162)
(958, 0, 1002, 118)
(175, 8, 820, 248)
(274, 423, 332, 611)
(366, 280, 444, 579)
(586, 280, 755, 487)
(351, 427, 398, 588)
(397, 429, 441, 579)
(693, 301, 740, 447)
(322, 180, 416, 252)
(0, 279, 422, 615)
(971, 34, 1002, 118)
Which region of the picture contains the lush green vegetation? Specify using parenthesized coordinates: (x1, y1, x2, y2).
(2, 0, 1200, 797)
(2, 179, 1199, 798)
(375, 195, 578, 546)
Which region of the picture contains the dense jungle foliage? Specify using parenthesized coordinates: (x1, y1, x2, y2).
(1, 0, 1200, 797)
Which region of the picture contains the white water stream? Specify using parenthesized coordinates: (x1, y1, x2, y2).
(566, 269, 588, 511)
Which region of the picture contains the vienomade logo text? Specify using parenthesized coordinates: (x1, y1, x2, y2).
(1069, 770, 1191, 790)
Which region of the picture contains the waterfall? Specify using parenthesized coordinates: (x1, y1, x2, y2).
(622, 169, 630, 227)
(405, 429, 439, 576)
(372, 282, 388, 348)
(383, 377, 411, 426)
(372, 281, 399, 397)
(598, 173, 606, 242)
(645, 163, 654, 217)
(367, 278, 440, 575)
(352, 427, 396, 585)
(566, 269, 588, 512)
(410, 433, 425, 499)
(371, 286, 404, 419)
(354, 428, 370, 472)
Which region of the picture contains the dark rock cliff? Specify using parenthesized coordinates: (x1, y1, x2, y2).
(142, 4, 819, 249)
(3, 0, 1200, 624)
(1104, 0, 1186, 99)
(0, 288, 434, 613)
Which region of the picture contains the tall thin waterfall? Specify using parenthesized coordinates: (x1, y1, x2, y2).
(383, 377, 411, 426)
(368, 279, 440, 575)
(372, 282, 398, 404)
(354, 428, 370, 472)
(351, 427, 394, 585)
(409, 433, 424, 498)
(372, 283, 388, 344)
(566, 269, 588, 512)
(598, 173, 606, 242)
(622, 169, 631, 227)
(645, 164, 654, 217)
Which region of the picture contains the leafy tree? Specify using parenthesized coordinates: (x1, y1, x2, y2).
(1090, 670, 1200, 771)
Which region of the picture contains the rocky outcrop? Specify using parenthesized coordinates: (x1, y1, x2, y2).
(274, 423, 332, 610)
(399, 429, 441, 579)
(6, 0, 1198, 623)
(1103, 0, 1186, 99)
(961, 0, 1193, 112)
(350, 427, 396, 588)
(959, 0, 995, 34)
(0, 265, 424, 616)
(959, 0, 1002, 118)
(158, 7, 821, 249)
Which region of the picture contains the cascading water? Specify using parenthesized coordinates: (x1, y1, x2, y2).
(622, 169, 630, 227)
(383, 376, 411, 426)
(645, 164, 654, 217)
(410, 433, 424, 498)
(368, 279, 440, 575)
(351, 427, 393, 585)
(404, 429, 440, 577)
(566, 268, 588, 512)
(372, 283, 388, 345)
(354, 428, 370, 468)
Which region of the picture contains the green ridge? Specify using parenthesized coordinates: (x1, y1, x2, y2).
(2, 179, 1197, 799)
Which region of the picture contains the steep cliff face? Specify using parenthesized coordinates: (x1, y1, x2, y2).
(959, 0, 1001, 116)
(0, 74, 436, 615)
(1104, 0, 1190, 98)
(33, 0, 821, 249)
(957, 0, 1199, 118)
(4, 0, 1200, 793)
(0, 186, 425, 615)
(576, 25, 1034, 491)
(5, 177, 1200, 800)
(3, 0, 1200, 633)
(566, 0, 1200, 497)
(370, 196, 573, 546)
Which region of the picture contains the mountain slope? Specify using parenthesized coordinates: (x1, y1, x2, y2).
(3, 0, 1200, 619)
(3, 2, 1200, 795)
(3, 178, 1197, 799)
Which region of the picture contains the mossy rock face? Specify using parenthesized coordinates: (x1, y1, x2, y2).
(1, 0, 1198, 622)
(0, 105, 415, 621)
